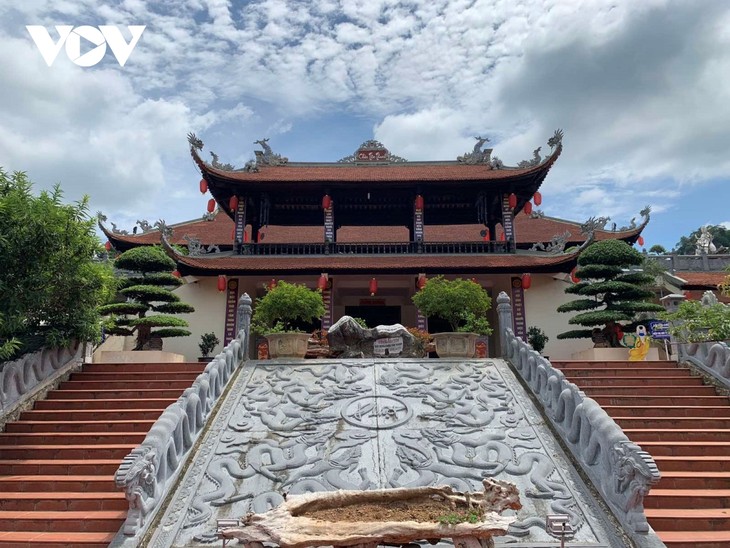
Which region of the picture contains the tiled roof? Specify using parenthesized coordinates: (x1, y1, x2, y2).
(104, 212, 643, 247)
(172, 250, 580, 275)
(673, 271, 729, 288)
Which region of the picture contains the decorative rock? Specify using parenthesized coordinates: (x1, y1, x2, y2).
(327, 316, 420, 358)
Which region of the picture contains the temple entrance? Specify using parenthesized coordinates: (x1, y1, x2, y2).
(345, 306, 401, 328)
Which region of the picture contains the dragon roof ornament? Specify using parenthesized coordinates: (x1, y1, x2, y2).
(187, 131, 258, 172)
(457, 129, 563, 169)
(338, 140, 408, 163)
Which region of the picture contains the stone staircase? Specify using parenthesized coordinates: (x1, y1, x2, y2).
(552, 359, 730, 548)
(0, 361, 206, 547)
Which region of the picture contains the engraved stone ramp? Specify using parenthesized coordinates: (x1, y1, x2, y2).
(148, 359, 623, 548)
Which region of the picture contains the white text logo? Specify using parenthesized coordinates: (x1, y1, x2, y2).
(26, 25, 145, 67)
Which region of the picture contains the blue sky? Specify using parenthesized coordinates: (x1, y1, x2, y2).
(1, 0, 729, 252)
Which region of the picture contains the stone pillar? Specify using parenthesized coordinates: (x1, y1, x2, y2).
(496, 291, 513, 358)
(237, 293, 252, 360)
(660, 293, 685, 362)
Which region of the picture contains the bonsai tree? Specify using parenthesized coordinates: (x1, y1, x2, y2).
(526, 326, 549, 353)
(557, 240, 664, 344)
(99, 246, 194, 350)
(412, 276, 492, 335)
(252, 281, 325, 334)
(199, 332, 220, 357)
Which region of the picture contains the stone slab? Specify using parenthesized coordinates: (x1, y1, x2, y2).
(571, 347, 660, 361)
(148, 359, 625, 548)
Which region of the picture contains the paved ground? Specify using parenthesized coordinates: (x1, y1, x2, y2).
(148, 359, 625, 547)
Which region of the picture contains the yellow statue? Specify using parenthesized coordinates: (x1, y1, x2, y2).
(628, 325, 650, 361)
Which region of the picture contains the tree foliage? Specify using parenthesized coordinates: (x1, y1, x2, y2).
(661, 300, 730, 343)
(101, 246, 194, 349)
(412, 276, 492, 334)
(673, 225, 730, 254)
(251, 281, 325, 334)
(0, 169, 116, 360)
(557, 240, 664, 341)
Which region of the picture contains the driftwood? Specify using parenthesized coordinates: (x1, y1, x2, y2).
(220, 479, 520, 548)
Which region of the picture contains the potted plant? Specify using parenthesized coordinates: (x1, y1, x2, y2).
(526, 326, 549, 355)
(412, 276, 492, 358)
(252, 281, 325, 359)
(198, 332, 220, 362)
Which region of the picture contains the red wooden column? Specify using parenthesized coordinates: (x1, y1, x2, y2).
(234, 196, 247, 251)
(413, 195, 424, 251)
(323, 194, 334, 245)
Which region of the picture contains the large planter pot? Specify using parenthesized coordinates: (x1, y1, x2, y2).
(432, 332, 479, 358)
(266, 333, 310, 359)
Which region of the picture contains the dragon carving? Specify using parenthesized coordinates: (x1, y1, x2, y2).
(457, 136, 493, 165)
(254, 138, 288, 166)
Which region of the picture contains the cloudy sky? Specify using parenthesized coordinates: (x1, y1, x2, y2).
(1, 0, 729, 251)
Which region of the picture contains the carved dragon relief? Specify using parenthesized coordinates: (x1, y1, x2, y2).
(183, 360, 589, 543)
(254, 138, 288, 166)
(183, 235, 220, 256)
(530, 231, 571, 254)
(458, 136, 493, 165)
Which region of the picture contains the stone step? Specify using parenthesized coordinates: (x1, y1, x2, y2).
(567, 376, 704, 387)
(657, 529, 730, 548)
(602, 406, 730, 418)
(646, 508, 730, 531)
(45, 388, 186, 399)
(552, 360, 674, 369)
(17, 407, 163, 422)
(581, 386, 717, 396)
(8, 419, 156, 433)
(0, 460, 121, 475)
(637, 442, 730, 457)
(0, 510, 125, 532)
(59, 379, 194, 390)
(0, 475, 116, 492)
(561, 368, 692, 377)
(592, 395, 728, 407)
(0, 432, 145, 446)
(82, 362, 206, 373)
(625, 429, 730, 442)
(645, 489, 730, 509)
(0, 491, 126, 511)
(33, 397, 175, 410)
(71, 371, 200, 381)
(616, 417, 730, 430)
(653, 455, 730, 472)
(0, 531, 116, 546)
(0, 445, 135, 460)
(657, 471, 730, 490)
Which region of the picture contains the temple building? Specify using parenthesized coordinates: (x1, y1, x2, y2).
(101, 131, 649, 360)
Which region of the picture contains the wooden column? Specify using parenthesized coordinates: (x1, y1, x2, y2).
(234, 197, 247, 253)
(501, 194, 515, 248)
(413, 195, 424, 252)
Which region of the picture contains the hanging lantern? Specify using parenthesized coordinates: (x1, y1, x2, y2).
(415, 195, 424, 211)
(318, 274, 328, 291)
(104, 241, 112, 251)
(268, 278, 277, 291)
(482, 228, 490, 241)
(243, 231, 249, 243)
(533, 191, 542, 206)
(570, 267, 580, 283)
(207, 198, 216, 213)
(521, 273, 532, 290)
(217, 275, 226, 292)
(172, 270, 181, 278)
(499, 231, 506, 242)
(369, 278, 378, 296)
(322, 194, 332, 210)
(229, 195, 239, 211)
(523, 201, 533, 215)
(508, 193, 517, 209)
(417, 274, 427, 290)
(199, 178, 208, 194)
(638, 235, 645, 246)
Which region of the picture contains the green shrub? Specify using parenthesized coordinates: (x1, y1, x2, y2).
(252, 281, 324, 334)
(412, 276, 492, 335)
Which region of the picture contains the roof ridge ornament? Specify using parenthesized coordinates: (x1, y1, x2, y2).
(338, 140, 408, 163)
(530, 230, 571, 254)
(183, 234, 220, 256)
(457, 136, 492, 165)
(254, 138, 288, 166)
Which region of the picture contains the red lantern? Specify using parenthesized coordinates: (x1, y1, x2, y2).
(499, 231, 506, 242)
(322, 194, 332, 210)
(243, 231, 249, 243)
(172, 270, 181, 278)
(268, 278, 277, 290)
(638, 235, 645, 246)
(229, 195, 239, 210)
(415, 195, 424, 211)
(417, 274, 427, 290)
(318, 274, 328, 291)
(369, 278, 378, 296)
(570, 267, 580, 283)
(533, 191, 542, 206)
(523, 201, 533, 215)
(482, 229, 490, 241)
(217, 275, 226, 292)
(508, 193, 517, 209)
(104, 241, 112, 251)
(521, 273, 532, 290)
(207, 198, 216, 213)
(199, 178, 208, 194)
(231, 228, 235, 240)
